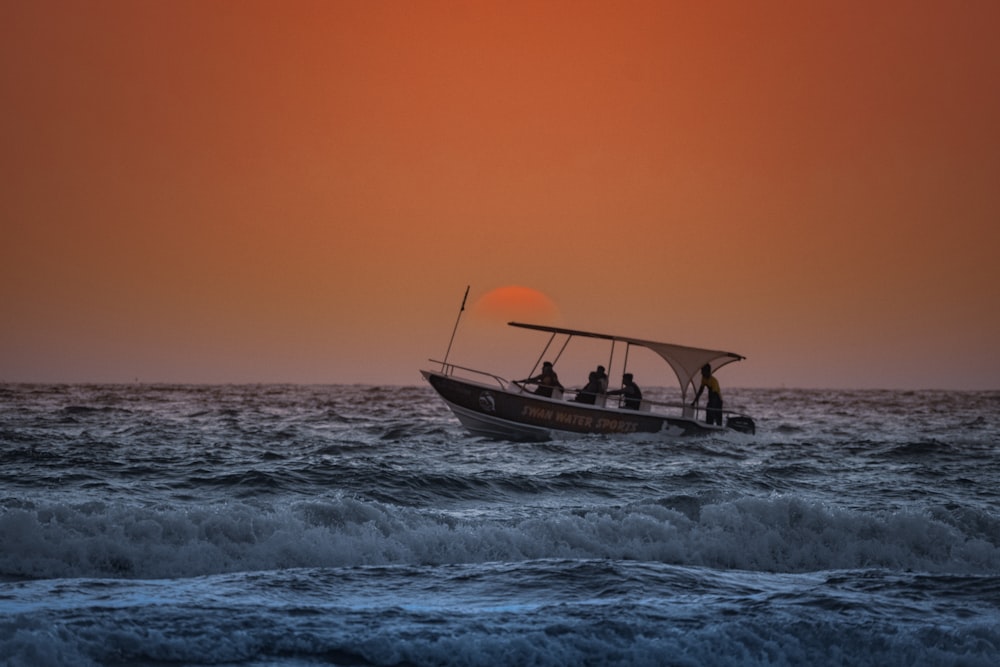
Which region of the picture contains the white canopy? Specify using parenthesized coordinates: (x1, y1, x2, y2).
(508, 322, 745, 398)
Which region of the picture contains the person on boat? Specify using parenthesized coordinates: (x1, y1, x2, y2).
(594, 366, 609, 394)
(573, 371, 603, 404)
(519, 361, 564, 398)
(607, 373, 643, 410)
(691, 363, 723, 425)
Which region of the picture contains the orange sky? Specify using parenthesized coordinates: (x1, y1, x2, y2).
(2, 0, 999, 389)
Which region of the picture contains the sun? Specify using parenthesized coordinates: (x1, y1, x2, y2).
(470, 286, 562, 324)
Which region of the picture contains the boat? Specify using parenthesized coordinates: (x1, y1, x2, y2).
(422, 320, 756, 441)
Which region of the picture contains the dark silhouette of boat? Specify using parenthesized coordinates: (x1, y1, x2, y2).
(422, 321, 755, 440)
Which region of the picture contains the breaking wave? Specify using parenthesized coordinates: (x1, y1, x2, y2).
(3, 494, 997, 581)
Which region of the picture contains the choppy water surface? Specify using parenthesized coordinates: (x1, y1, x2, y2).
(1, 384, 998, 666)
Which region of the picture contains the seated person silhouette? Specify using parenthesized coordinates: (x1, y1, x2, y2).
(607, 373, 642, 409)
(519, 361, 564, 398)
(574, 371, 603, 404)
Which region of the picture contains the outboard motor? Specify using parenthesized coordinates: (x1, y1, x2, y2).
(726, 415, 756, 435)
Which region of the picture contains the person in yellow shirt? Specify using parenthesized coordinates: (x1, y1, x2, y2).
(691, 363, 723, 425)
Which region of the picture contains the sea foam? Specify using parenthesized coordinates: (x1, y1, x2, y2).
(2, 494, 997, 580)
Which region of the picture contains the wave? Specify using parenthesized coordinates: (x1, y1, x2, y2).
(2, 494, 997, 581)
(3, 559, 998, 667)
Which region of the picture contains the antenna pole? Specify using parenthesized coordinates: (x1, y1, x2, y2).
(442, 285, 470, 371)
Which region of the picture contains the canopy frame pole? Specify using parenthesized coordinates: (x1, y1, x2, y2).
(606, 340, 616, 386)
(527, 333, 573, 381)
(528, 332, 558, 378)
(553, 334, 572, 365)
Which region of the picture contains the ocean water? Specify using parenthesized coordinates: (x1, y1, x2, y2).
(1, 384, 998, 666)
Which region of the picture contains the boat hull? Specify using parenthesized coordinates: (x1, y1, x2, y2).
(422, 370, 735, 441)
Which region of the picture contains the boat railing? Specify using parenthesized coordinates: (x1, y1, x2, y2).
(605, 396, 751, 421)
(682, 402, 755, 422)
(428, 359, 511, 390)
(608, 397, 692, 416)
